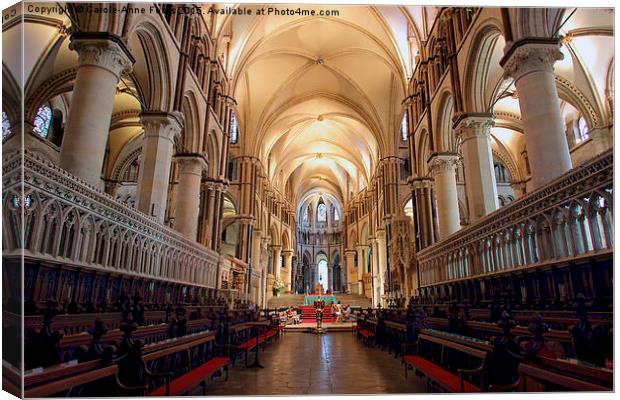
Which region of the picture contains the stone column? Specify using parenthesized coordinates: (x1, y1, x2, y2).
(370, 238, 379, 304)
(429, 153, 461, 240)
(282, 250, 293, 291)
(59, 33, 133, 187)
(136, 112, 183, 222)
(501, 39, 572, 188)
(251, 230, 263, 269)
(272, 245, 282, 280)
(174, 156, 206, 239)
(411, 177, 436, 249)
(454, 114, 498, 221)
(356, 245, 366, 295)
(376, 230, 388, 304)
(344, 249, 357, 293)
(200, 181, 218, 248)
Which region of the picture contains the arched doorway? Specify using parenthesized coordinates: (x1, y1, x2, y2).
(318, 260, 328, 291)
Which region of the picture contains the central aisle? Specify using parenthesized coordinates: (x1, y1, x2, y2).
(207, 333, 424, 395)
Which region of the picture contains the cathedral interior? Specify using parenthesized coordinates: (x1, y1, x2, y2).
(1, 2, 615, 396)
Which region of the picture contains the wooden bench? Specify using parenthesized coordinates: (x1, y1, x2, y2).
(231, 326, 280, 366)
(147, 357, 230, 396)
(496, 362, 611, 392)
(403, 333, 488, 392)
(358, 329, 376, 345)
(23, 331, 216, 395)
(24, 365, 120, 397)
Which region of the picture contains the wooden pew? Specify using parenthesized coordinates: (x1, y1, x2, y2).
(426, 316, 574, 356)
(509, 363, 610, 392)
(23, 330, 226, 397)
(144, 333, 230, 396)
(2, 361, 22, 398)
(228, 320, 281, 366)
(56, 316, 216, 361)
(23, 330, 216, 395)
(356, 318, 377, 345)
(534, 356, 613, 390)
(403, 333, 488, 392)
(24, 365, 120, 398)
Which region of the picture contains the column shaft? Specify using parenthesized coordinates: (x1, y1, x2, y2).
(174, 156, 206, 239)
(376, 231, 388, 303)
(60, 34, 133, 187)
(430, 153, 461, 239)
(501, 40, 572, 188)
(455, 115, 498, 220)
(136, 112, 183, 222)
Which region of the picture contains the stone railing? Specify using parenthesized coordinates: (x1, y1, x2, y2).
(417, 150, 613, 287)
(2, 150, 219, 288)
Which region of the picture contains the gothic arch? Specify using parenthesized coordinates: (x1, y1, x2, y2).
(435, 92, 454, 152)
(126, 20, 174, 112)
(462, 21, 505, 113)
(180, 91, 202, 153)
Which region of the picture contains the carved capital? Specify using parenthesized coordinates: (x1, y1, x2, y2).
(428, 153, 461, 176)
(175, 155, 207, 175)
(454, 114, 495, 143)
(70, 34, 133, 79)
(140, 111, 184, 142)
(501, 38, 563, 81)
(411, 177, 433, 190)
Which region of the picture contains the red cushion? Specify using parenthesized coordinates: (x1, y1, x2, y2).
(403, 356, 480, 393)
(148, 357, 230, 396)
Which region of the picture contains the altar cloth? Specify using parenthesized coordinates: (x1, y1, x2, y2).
(303, 295, 337, 305)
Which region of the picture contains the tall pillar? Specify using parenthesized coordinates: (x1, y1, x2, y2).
(251, 230, 263, 269)
(429, 153, 461, 240)
(356, 245, 366, 295)
(59, 33, 133, 187)
(370, 238, 380, 305)
(501, 39, 572, 188)
(454, 114, 498, 221)
(411, 177, 436, 249)
(282, 250, 293, 291)
(344, 250, 356, 293)
(272, 245, 282, 280)
(376, 230, 388, 304)
(199, 181, 218, 248)
(136, 111, 183, 222)
(174, 156, 206, 239)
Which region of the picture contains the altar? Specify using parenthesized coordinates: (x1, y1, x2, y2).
(303, 294, 337, 306)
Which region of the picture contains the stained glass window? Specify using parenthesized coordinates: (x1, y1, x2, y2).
(2, 111, 12, 138)
(400, 110, 408, 142)
(303, 205, 309, 224)
(334, 207, 340, 221)
(576, 116, 589, 143)
(33, 105, 52, 138)
(230, 111, 238, 144)
(317, 197, 326, 222)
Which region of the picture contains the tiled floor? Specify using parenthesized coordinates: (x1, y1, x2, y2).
(206, 332, 424, 395)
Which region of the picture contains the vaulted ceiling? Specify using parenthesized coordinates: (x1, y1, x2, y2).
(217, 5, 440, 205)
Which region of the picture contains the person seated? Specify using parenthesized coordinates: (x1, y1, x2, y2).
(292, 310, 301, 324)
(286, 307, 295, 325)
(343, 305, 352, 322)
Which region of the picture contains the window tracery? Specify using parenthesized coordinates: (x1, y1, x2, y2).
(33, 105, 52, 138)
(230, 111, 238, 144)
(2, 111, 12, 138)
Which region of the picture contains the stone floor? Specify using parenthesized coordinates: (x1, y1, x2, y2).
(206, 332, 424, 395)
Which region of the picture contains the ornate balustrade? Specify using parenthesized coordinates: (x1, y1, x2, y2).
(417, 150, 613, 287)
(2, 150, 220, 288)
